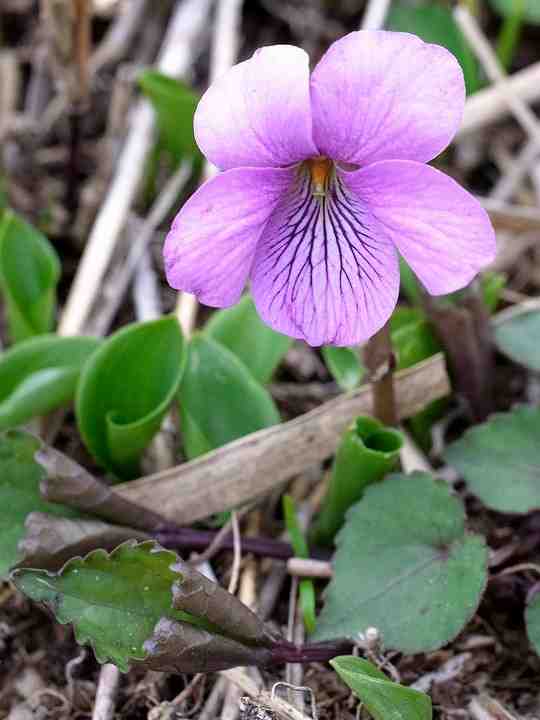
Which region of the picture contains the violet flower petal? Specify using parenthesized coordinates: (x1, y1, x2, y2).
(310, 31, 465, 166)
(251, 169, 399, 346)
(341, 160, 496, 295)
(164, 166, 293, 307)
(194, 45, 317, 171)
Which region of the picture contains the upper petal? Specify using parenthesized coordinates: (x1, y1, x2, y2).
(164, 166, 293, 307)
(251, 167, 400, 346)
(341, 160, 496, 295)
(310, 30, 465, 165)
(194, 45, 318, 171)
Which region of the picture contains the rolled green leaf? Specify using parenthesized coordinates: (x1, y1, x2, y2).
(311, 416, 403, 546)
(76, 316, 185, 479)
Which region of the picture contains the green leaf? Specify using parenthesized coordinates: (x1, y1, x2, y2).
(12, 541, 274, 673)
(322, 346, 365, 391)
(481, 272, 506, 313)
(444, 406, 540, 514)
(0, 335, 100, 429)
(525, 588, 540, 656)
(0, 430, 80, 577)
(387, 2, 480, 94)
(311, 417, 403, 546)
(489, 0, 540, 26)
(0, 209, 60, 343)
(179, 335, 280, 460)
(139, 70, 200, 161)
(76, 317, 185, 479)
(282, 495, 316, 634)
(331, 656, 432, 720)
(205, 295, 291, 384)
(494, 306, 540, 371)
(390, 308, 441, 371)
(496, 0, 525, 69)
(314, 472, 487, 652)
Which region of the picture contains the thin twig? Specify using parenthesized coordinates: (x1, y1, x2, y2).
(227, 511, 242, 595)
(59, 0, 213, 336)
(455, 6, 540, 149)
(360, 0, 391, 30)
(287, 558, 333, 580)
(90, 159, 192, 336)
(458, 61, 540, 138)
(221, 668, 312, 720)
(92, 664, 120, 720)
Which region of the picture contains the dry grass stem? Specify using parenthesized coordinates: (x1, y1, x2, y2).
(115, 355, 450, 523)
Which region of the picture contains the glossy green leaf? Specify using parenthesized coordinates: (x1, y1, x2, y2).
(205, 295, 291, 384)
(387, 2, 480, 94)
(283, 495, 316, 634)
(139, 70, 200, 160)
(315, 473, 487, 652)
(322, 346, 365, 391)
(179, 334, 280, 460)
(525, 589, 540, 656)
(0, 209, 60, 343)
(12, 541, 274, 673)
(331, 656, 432, 720)
(0, 430, 80, 577)
(489, 0, 540, 25)
(0, 335, 100, 430)
(76, 317, 185, 479)
(445, 406, 540, 514)
(494, 307, 540, 371)
(311, 416, 403, 546)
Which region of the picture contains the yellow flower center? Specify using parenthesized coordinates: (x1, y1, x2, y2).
(307, 156, 333, 198)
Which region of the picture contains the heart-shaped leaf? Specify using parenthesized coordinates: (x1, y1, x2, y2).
(12, 541, 275, 673)
(76, 316, 185, 479)
(0, 209, 60, 343)
(445, 406, 540, 514)
(0, 335, 100, 430)
(139, 70, 200, 161)
(314, 472, 487, 653)
(322, 346, 365, 391)
(493, 306, 540, 372)
(179, 334, 280, 459)
(331, 656, 432, 720)
(525, 587, 540, 656)
(205, 295, 291, 384)
(0, 430, 80, 577)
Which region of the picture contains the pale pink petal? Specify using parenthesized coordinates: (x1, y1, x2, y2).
(342, 160, 496, 295)
(164, 166, 293, 306)
(310, 31, 465, 165)
(194, 45, 318, 171)
(251, 169, 400, 346)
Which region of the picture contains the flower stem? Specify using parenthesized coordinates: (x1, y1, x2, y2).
(364, 321, 397, 426)
(155, 527, 332, 562)
(268, 638, 353, 665)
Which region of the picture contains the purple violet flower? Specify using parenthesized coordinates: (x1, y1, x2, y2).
(164, 31, 496, 347)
